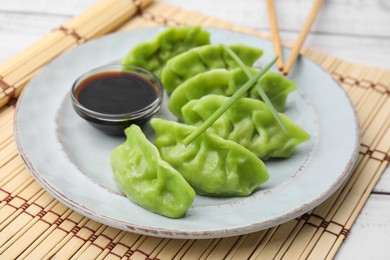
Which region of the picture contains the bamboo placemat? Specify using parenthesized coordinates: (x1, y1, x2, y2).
(0, 0, 389, 259)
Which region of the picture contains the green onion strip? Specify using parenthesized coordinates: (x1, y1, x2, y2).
(222, 45, 286, 132)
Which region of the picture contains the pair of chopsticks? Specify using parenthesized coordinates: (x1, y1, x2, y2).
(266, 0, 325, 75)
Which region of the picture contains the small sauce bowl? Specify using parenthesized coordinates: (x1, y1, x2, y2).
(70, 64, 163, 135)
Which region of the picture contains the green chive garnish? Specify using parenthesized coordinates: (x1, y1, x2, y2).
(222, 45, 286, 132)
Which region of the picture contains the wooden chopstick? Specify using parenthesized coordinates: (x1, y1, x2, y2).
(283, 0, 325, 75)
(266, 0, 284, 71)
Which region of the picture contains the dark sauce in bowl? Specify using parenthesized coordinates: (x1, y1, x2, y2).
(75, 71, 159, 114)
(71, 64, 163, 135)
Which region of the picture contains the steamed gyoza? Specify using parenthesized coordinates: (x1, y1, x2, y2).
(151, 118, 269, 196)
(111, 125, 195, 218)
(161, 44, 263, 94)
(168, 68, 297, 119)
(181, 95, 310, 160)
(122, 26, 210, 76)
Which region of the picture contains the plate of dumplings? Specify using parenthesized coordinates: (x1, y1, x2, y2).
(15, 26, 359, 238)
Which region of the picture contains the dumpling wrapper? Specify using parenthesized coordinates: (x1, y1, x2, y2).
(161, 44, 263, 94)
(181, 95, 310, 160)
(122, 26, 210, 76)
(168, 68, 297, 120)
(111, 125, 195, 218)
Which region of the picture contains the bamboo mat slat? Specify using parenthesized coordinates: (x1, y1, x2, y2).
(0, 1, 389, 259)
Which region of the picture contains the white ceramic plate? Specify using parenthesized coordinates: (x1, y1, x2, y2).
(14, 27, 359, 239)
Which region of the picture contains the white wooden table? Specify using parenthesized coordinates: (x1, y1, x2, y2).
(1, 0, 389, 258)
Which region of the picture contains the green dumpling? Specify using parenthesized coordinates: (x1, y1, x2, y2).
(122, 26, 210, 76)
(161, 44, 263, 94)
(181, 95, 310, 160)
(249, 71, 297, 112)
(168, 68, 296, 119)
(168, 68, 240, 119)
(111, 125, 195, 218)
(151, 118, 269, 197)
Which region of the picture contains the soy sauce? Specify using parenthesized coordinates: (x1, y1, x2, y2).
(75, 71, 159, 115)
